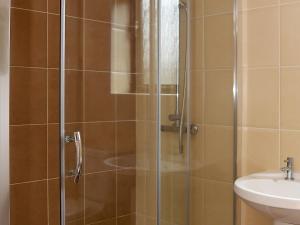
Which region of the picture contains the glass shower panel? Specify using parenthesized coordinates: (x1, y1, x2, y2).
(159, 1, 190, 225)
(159, 0, 235, 225)
(189, 0, 235, 225)
(61, 1, 159, 225)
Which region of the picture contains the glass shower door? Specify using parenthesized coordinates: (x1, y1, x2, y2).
(60, 1, 159, 225)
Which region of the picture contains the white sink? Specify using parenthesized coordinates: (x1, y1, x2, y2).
(234, 172, 300, 225)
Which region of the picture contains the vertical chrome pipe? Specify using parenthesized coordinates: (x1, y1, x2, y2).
(178, 1, 188, 154)
(175, 4, 180, 118)
(59, 0, 66, 224)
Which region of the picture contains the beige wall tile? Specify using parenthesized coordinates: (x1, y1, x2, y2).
(136, 170, 146, 215)
(190, 125, 204, 178)
(280, 130, 300, 170)
(280, 0, 300, 6)
(241, 7, 279, 67)
(280, 3, 300, 66)
(241, 202, 273, 225)
(204, 70, 233, 126)
(204, 14, 233, 69)
(191, 19, 204, 70)
(190, 177, 204, 225)
(241, 128, 279, 175)
(204, 0, 233, 15)
(243, 68, 279, 128)
(204, 180, 233, 225)
(204, 125, 233, 182)
(281, 68, 300, 130)
(190, 0, 203, 19)
(190, 70, 204, 124)
(241, 0, 278, 10)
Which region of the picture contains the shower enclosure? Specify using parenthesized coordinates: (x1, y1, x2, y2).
(5, 0, 236, 225)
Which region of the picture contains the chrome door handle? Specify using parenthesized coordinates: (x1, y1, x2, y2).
(65, 131, 83, 184)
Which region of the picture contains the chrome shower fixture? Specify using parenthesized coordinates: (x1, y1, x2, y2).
(178, 1, 187, 10)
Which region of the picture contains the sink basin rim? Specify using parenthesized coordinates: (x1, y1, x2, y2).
(234, 172, 300, 210)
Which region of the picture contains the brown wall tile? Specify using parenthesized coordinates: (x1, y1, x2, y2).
(85, 171, 116, 224)
(10, 181, 48, 225)
(84, 20, 111, 71)
(10, 9, 47, 67)
(65, 70, 84, 122)
(117, 122, 136, 157)
(48, 14, 60, 68)
(48, 0, 59, 14)
(11, 0, 47, 11)
(66, 176, 84, 224)
(48, 179, 60, 225)
(85, 122, 116, 173)
(10, 67, 47, 125)
(117, 214, 136, 225)
(48, 69, 59, 123)
(85, 72, 115, 121)
(116, 94, 136, 121)
(66, 0, 83, 18)
(66, 17, 84, 70)
(48, 69, 85, 123)
(10, 125, 47, 183)
(85, 0, 114, 22)
(48, 124, 59, 179)
(117, 169, 136, 216)
(90, 218, 116, 225)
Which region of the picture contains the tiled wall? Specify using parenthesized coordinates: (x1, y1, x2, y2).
(9, 0, 140, 225)
(189, 1, 234, 225)
(237, 0, 300, 225)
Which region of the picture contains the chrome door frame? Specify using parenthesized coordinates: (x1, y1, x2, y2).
(0, 0, 10, 224)
(59, 0, 66, 225)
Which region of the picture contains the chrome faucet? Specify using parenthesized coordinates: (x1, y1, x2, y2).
(281, 157, 294, 180)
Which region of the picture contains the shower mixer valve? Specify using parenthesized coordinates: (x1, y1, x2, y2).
(168, 114, 181, 121)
